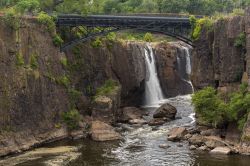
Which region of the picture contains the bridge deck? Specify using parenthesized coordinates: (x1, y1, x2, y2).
(57, 15, 191, 28)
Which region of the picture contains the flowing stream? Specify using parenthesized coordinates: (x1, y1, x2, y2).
(1, 46, 250, 166)
(144, 44, 164, 106)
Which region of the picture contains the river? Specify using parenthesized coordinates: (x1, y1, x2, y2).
(1, 95, 250, 166)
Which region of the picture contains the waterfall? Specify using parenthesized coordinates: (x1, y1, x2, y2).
(180, 46, 194, 93)
(144, 44, 164, 106)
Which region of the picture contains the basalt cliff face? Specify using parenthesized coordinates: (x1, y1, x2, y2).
(191, 13, 250, 144)
(0, 18, 192, 156)
(192, 16, 245, 90)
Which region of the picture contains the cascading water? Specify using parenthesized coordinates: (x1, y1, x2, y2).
(177, 45, 194, 93)
(183, 46, 194, 93)
(144, 44, 164, 106)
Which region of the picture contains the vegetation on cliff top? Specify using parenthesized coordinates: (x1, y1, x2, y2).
(192, 84, 250, 130)
(95, 79, 119, 97)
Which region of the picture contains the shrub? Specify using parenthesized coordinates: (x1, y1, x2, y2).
(3, 7, 20, 30)
(191, 17, 214, 40)
(95, 79, 118, 97)
(106, 32, 116, 42)
(16, 53, 25, 66)
(91, 37, 102, 48)
(62, 109, 81, 130)
(53, 34, 64, 47)
(37, 12, 56, 34)
(232, 8, 245, 16)
(192, 87, 227, 127)
(16, 0, 40, 14)
(30, 53, 38, 69)
(234, 32, 246, 48)
(144, 32, 153, 42)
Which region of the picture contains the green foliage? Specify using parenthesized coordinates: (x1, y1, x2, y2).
(30, 53, 38, 69)
(192, 87, 227, 127)
(106, 32, 116, 42)
(3, 7, 20, 30)
(16, 52, 25, 66)
(193, 83, 250, 130)
(191, 17, 214, 40)
(144, 32, 153, 42)
(62, 109, 81, 130)
(37, 11, 55, 34)
(60, 57, 68, 68)
(232, 8, 245, 16)
(53, 34, 64, 47)
(91, 37, 102, 48)
(56, 75, 70, 87)
(16, 0, 40, 14)
(234, 32, 246, 48)
(95, 79, 118, 97)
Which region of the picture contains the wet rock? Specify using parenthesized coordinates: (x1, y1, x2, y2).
(177, 144, 183, 147)
(153, 103, 177, 119)
(188, 134, 204, 146)
(119, 107, 145, 123)
(199, 145, 209, 151)
(204, 136, 226, 149)
(200, 129, 220, 136)
(148, 118, 165, 126)
(184, 133, 192, 140)
(91, 121, 121, 141)
(159, 144, 171, 149)
(210, 147, 232, 155)
(129, 119, 147, 125)
(167, 127, 188, 141)
(190, 145, 197, 150)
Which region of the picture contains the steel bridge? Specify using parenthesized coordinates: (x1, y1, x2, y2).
(56, 15, 193, 51)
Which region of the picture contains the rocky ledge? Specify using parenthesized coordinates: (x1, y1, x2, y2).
(167, 126, 250, 155)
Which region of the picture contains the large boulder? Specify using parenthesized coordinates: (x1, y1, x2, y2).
(167, 127, 188, 141)
(210, 147, 232, 155)
(91, 121, 121, 141)
(153, 103, 177, 119)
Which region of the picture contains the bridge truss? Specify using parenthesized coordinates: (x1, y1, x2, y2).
(56, 15, 193, 51)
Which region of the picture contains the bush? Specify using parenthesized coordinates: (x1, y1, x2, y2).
(37, 12, 56, 34)
(53, 34, 64, 47)
(191, 17, 214, 40)
(232, 8, 245, 16)
(234, 32, 246, 48)
(95, 79, 118, 97)
(62, 109, 81, 130)
(193, 84, 250, 130)
(144, 32, 153, 42)
(91, 37, 102, 48)
(192, 87, 227, 127)
(3, 7, 20, 30)
(106, 32, 116, 42)
(16, 0, 40, 14)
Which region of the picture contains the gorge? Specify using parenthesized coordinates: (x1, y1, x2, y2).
(1, 8, 250, 166)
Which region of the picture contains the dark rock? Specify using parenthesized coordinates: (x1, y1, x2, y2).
(153, 103, 177, 119)
(119, 107, 145, 123)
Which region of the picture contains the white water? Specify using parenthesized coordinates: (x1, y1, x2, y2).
(182, 46, 194, 93)
(144, 44, 164, 106)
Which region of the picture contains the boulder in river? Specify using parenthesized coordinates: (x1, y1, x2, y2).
(129, 119, 147, 125)
(210, 147, 232, 155)
(167, 127, 188, 141)
(153, 103, 177, 119)
(148, 118, 165, 126)
(91, 121, 121, 141)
